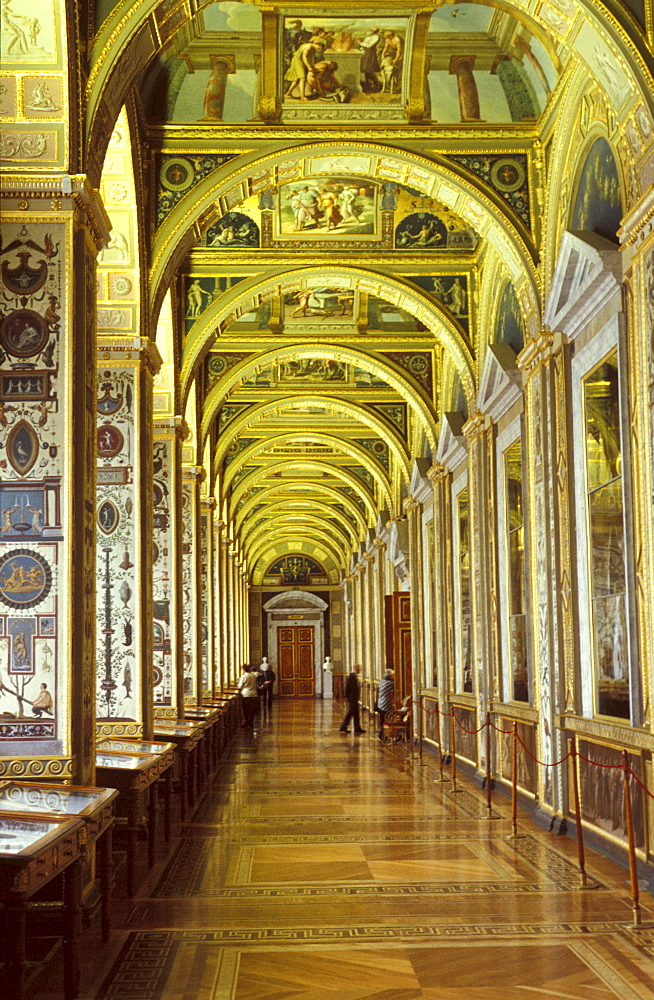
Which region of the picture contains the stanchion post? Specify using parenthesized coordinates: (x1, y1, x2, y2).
(449, 710, 462, 792)
(622, 750, 642, 926)
(419, 696, 425, 765)
(569, 737, 589, 887)
(435, 704, 448, 782)
(485, 713, 492, 817)
(511, 721, 518, 836)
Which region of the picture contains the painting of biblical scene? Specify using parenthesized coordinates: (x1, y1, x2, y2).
(571, 138, 622, 243)
(278, 359, 347, 382)
(206, 213, 259, 249)
(395, 212, 476, 251)
(283, 286, 355, 323)
(279, 178, 377, 238)
(426, 4, 555, 123)
(283, 17, 407, 106)
(411, 275, 470, 334)
(495, 282, 525, 352)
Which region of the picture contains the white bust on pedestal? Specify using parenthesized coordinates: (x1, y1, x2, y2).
(259, 657, 268, 670)
(322, 655, 333, 699)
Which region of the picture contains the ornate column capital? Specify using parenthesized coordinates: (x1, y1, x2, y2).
(427, 461, 449, 484)
(97, 336, 162, 375)
(403, 496, 420, 514)
(462, 412, 491, 441)
(517, 331, 557, 375)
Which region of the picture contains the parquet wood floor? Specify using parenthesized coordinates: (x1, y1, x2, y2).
(33, 701, 654, 999)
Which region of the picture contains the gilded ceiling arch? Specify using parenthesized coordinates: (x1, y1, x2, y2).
(250, 540, 342, 586)
(242, 497, 359, 548)
(84, 1, 654, 188)
(212, 400, 411, 479)
(202, 345, 439, 456)
(221, 431, 394, 501)
(190, 267, 473, 417)
(151, 143, 541, 330)
(245, 517, 352, 563)
(229, 459, 381, 520)
(236, 481, 368, 537)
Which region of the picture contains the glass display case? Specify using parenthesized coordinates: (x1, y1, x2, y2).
(0, 814, 63, 855)
(96, 752, 151, 769)
(97, 739, 174, 755)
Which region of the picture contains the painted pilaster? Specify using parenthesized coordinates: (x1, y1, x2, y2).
(214, 519, 225, 691)
(463, 413, 499, 767)
(181, 465, 202, 704)
(152, 417, 184, 718)
(405, 496, 423, 714)
(200, 498, 216, 698)
(95, 336, 160, 740)
(0, 179, 110, 783)
(518, 334, 565, 816)
(620, 188, 654, 734)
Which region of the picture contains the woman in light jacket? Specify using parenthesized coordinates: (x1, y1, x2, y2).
(237, 664, 259, 730)
(376, 668, 395, 741)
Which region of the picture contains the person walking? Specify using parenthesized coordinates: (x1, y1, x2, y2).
(257, 658, 276, 713)
(338, 664, 365, 734)
(237, 664, 259, 730)
(376, 668, 395, 741)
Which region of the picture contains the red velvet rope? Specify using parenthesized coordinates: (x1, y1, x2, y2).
(515, 730, 572, 768)
(627, 767, 654, 800)
(489, 720, 514, 735)
(576, 752, 623, 769)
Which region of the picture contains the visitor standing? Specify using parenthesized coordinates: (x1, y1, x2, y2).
(339, 664, 366, 734)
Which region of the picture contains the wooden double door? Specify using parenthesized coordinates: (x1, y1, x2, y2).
(278, 625, 315, 697)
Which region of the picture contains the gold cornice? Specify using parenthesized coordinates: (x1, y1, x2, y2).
(0, 174, 111, 249)
(557, 713, 653, 750)
(516, 331, 556, 375)
(462, 412, 490, 440)
(427, 461, 448, 484)
(97, 335, 163, 376)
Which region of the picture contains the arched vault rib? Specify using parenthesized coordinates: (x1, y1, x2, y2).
(248, 528, 346, 568)
(188, 267, 473, 411)
(243, 510, 354, 558)
(229, 460, 379, 522)
(221, 433, 393, 501)
(242, 499, 358, 553)
(246, 520, 351, 568)
(251, 540, 342, 586)
(236, 482, 367, 538)
(152, 144, 541, 328)
(202, 344, 440, 452)
(211, 395, 411, 483)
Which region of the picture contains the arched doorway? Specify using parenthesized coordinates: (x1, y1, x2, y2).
(263, 592, 328, 698)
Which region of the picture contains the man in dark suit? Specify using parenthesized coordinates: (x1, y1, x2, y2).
(257, 661, 276, 712)
(338, 664, 366, 734)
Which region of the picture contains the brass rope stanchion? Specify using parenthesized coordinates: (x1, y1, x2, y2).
(434, 703, 449, 782)
(449, 710, 463, 793)
(569, 737, 597, 889)
(418, 695, 427, 765)
(623, 750, 642, 927)
(508, 721, 525, 839)
(485, 712, 493, 818)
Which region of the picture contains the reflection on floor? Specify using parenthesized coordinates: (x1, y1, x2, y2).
(37, 701, 654, 999)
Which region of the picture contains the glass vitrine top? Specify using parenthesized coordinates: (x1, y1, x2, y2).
(97, 739, 173, 754)
(96, 753, 151, 769)
(0, 815, 67, 855)
(0, 783, 101, 815)
(153, 725, 196, 737)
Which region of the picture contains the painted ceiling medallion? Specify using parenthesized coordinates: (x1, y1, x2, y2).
(0, 309, 48, 358)
(97, 424, 125, 458)
(6, 420, 39, 476)
(0, 548, 53, 610)
(98, 500, 120, 535)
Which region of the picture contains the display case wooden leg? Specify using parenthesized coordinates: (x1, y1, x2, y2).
(148, 781, 159, 867)
(164, 767, 173, 842)
(99, 825, 114, 941)
(126, 790, 140, 897)
(63, 858, 82, 999)
(180, 753, 188, 822)
(6, 898, 27, 1000)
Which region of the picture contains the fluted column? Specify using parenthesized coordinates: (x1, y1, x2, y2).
(449, 54, 481, 121)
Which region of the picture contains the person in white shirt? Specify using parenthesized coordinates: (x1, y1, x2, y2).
(237, 664, 259, 730)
